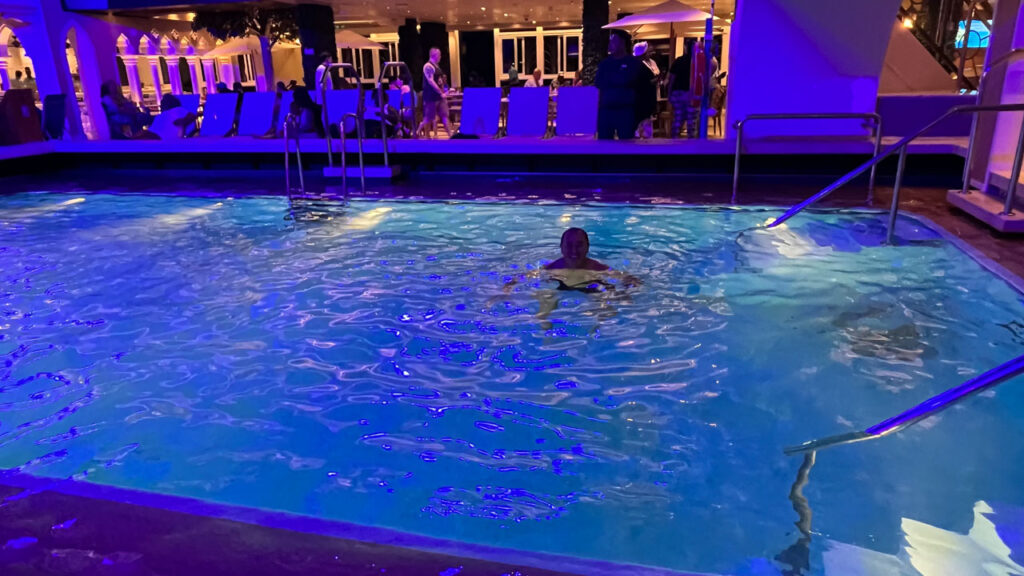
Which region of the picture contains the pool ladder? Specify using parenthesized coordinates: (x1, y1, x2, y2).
(320, 62, 366, 194)
(283, 113, 305, 195)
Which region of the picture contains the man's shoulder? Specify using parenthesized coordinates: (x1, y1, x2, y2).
(544, 258, 566, 270)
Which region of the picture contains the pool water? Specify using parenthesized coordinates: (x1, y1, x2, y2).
(1, 192, 1023, 575)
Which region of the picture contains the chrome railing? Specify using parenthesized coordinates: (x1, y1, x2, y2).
(375, 61, 412, 169)
(319, 63, 365, 186)
(770, 103, 1024, 243)
(732, 113, 883, 204)
(283, 113, 305, 194)
(785, 353, 1024, 455)
(339, 112, 365, 193)
(960, 48, 1024, 196)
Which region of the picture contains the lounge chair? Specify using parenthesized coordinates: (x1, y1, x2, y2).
(555, 87, 598, 137)
(237, 92, 276, 136)
(323, 89, 361, 134)
(178, 94, 201, 117)
(506, 87, 550, 137)
(198, 92, 239, 137)
(457, 87, 501, 137)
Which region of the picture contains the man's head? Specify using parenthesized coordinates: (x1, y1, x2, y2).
(393, 76, 404, 88)
(533, 68, 542, 82)
(320, 52, 332, 65)
(560, 228, 591, 268)
(24, 67, 32, 78)
(14, 70, 22, 80)
(429, 47, 441, 63)
(276, 81, 286, 92)
(609, 30, 631, 57)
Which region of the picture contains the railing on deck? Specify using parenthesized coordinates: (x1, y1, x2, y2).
(732, 113, 883, 204)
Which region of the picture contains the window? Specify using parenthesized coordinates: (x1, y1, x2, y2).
(502, 38, 515, 72)
(543, 36, 559, 75)
(566, 37, 580, 72)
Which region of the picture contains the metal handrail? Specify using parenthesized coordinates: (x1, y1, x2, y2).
(769, 103, 1024, 242)
(339, 113, 365, 193)
(785, 354, 1024, 455)
(319, 63, 364, 171)
(732, 113, 883, 204)
(283, 113, 305, 194)
(376, 61, 412, 168)
(960, 48, 1024, 195)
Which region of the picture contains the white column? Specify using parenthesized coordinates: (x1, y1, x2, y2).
(167, 59, 183, 95)
(202, 59, 217, 94)
(147, 57, 164, 102)
(122, 55, 144, 103)
(187, 56, 201, 94)
(535, 27, 544, 77)
(493, 29, 502, 88)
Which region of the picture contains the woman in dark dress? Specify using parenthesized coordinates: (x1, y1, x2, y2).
(633, 42, 659, 139)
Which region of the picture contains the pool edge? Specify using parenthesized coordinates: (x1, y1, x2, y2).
(0, 471, 712, 576)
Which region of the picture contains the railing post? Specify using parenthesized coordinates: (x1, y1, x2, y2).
(732, 121, 743, 204)
(295, 129, 305, 193)
(961, 110, 980, 194)
(357, 115, 366, 193)
(284, 120, 291, 192)
(340, 120, 348, 193)
(1003, 122, 1024, 215)
(887, 145, 909, 245)
(869, 115, 882, 204)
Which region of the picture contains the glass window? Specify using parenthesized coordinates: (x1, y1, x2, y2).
(523, 37, 537, 74)
(159, 57, 170, 84)
(566, 37, 580, 72)
(543, 36, 559, 75)
(502, 38, 515, 72)
(117, 57, 128, 87)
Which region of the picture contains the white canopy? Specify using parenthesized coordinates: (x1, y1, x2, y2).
(335, 29, 384, 50)
(203, 36, 299, 58)
(604, 0, 712, 29)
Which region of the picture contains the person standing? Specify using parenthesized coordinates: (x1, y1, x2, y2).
(666, 41, 693, 138)
(416, 47, 452, 138)
(595, 30, 642, 140)
(633, 42, 659, 139)
(314, 52, 333, 103)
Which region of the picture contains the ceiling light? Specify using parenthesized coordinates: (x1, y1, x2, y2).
(480, 6, 486, 10)
(903, 17, 914, 28)
(532, 20, 536, 24)
(503, 12, 508, 16)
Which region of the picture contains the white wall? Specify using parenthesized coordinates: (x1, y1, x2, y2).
(880, 21, 957, 94)
(726, 0, 901, 138)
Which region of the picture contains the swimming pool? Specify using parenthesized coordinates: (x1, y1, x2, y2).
(1, 191, 1023, 575)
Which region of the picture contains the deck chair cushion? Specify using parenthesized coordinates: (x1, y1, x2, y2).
(459, 87, 501, 137)
(199, 93, 238, 137)
(507, 87, 549, 137)
(237, 92, 276, 136)
(178, 94, 201, 116)
(323, 89, 361, 127)
(556, 87, 598, 137)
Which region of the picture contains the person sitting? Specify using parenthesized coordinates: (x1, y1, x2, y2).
(100, 79, 153, 139)
(524, 68, 543, 88)
(390, 76, 415, 137)
(215, 81, 230, 94)
(288, 88, 323, 137)
(150, 94, 197, 139)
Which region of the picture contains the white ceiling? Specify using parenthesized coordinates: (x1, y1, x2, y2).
(329, 0, 735, 31)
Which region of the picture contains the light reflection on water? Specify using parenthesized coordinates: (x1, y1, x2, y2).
(1, 192, 1023, 574)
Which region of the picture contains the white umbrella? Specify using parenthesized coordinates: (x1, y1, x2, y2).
(603, 0, 711, 29)
(202, 36, 299, 58)
(335, 29, 384, 50)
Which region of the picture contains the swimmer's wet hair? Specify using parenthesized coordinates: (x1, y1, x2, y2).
(561, 227, 589, 245)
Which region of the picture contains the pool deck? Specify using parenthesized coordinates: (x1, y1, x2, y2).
(0, 474, 702, 576)
(0, 135, 966, 160)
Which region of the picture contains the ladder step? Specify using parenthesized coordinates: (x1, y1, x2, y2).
(947, 190, 1024, 233)
(322, 165, 403, 180)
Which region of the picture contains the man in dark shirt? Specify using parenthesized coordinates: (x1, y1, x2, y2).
(666, 42, 694, 138)
(595, 30, 643, 140)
